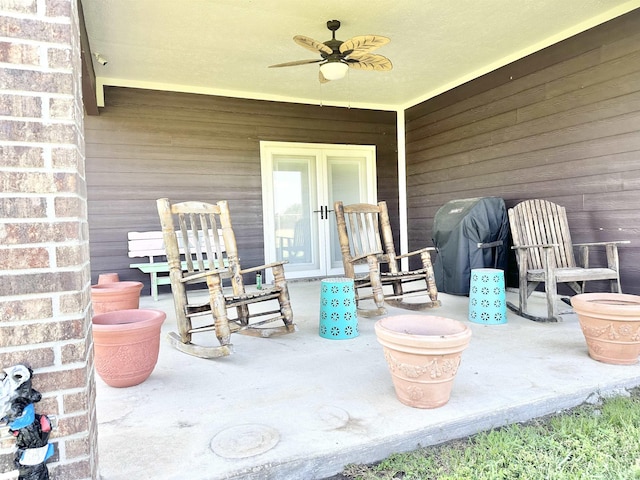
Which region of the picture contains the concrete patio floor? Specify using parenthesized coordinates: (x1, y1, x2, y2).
(95, 280, 640, 480)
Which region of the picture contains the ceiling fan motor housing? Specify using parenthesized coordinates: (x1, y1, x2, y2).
(323, 19, 346, 58)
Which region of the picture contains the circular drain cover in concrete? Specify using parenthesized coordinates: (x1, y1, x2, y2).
(315, 405, 350, 430)
(210, 424, 279, 459)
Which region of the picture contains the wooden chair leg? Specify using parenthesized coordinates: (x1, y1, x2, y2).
(519, 282, 528, 315)
(236, 305, 250, 326)
(543, 248, 559, 321)
(420, 250, 439, 304)
(506, 251, 537, 319)
(607, 244, 622, 293)
(391, 280, 403, 298)
(579, 245, 588, 293)
(612, 278, 622, 293)
(545, 270, 558, 322)
(367, 255, 385, 309)
(207, 274, 232, 346)
(273, 264, 294, 327)
(171, 282, 193, 345)
(352, 257, 386, 317)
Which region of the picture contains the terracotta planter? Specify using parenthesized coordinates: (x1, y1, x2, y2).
(571, 293, 640, 365)
(92, 309, 166, 387)
(98, 272, 120, 284)
(374, 315, 472, 409)
(91, 281, 143, 315)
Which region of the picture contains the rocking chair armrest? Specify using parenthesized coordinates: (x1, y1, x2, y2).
(512, 244, 557, 276)
(395, 247, 436, 260)
(511, 243, 558, 250)
(179, 268, 228, 282)
(573, 240, 630, 248)
(349, 251, 384, 264)
(573, 241, 629, 270)
(239, 261, 288, 275)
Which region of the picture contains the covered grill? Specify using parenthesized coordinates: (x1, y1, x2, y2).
(432, 197, 509, 295)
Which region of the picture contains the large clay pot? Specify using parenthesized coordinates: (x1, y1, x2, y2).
(374, 315, 472, 409)
(571, 293, 640, 365)
(92, 309, 166, 387)
(91, 281, 143, 315)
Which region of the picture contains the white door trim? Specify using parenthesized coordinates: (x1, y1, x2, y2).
(260, 141, 377, 280)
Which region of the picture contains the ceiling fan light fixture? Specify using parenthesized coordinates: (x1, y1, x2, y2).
(320, 61, 348, 80)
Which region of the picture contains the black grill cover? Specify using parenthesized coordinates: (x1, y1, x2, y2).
(432, 197, 509, 295)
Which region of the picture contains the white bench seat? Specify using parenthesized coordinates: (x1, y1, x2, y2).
(128, 231, 226, 300)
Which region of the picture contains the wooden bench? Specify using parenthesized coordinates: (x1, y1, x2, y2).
(128, 231, 227, 300)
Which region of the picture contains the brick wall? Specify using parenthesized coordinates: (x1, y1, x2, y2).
(0, 1, 97, 479)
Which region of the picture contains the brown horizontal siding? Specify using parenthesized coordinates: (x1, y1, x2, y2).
(86, 87, 397, 293)
(405, 8, 640, 294)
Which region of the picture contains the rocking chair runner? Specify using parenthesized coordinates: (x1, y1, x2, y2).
(508, 199, 630, 322)
(334, 201, 440, 316)
(156, 198, 295, 359)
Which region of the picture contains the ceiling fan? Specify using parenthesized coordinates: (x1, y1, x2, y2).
(268, 19, 392, 83)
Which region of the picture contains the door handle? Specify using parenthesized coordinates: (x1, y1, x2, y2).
(313, 206, 334, 220)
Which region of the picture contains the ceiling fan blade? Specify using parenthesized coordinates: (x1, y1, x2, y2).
(294, 35, 332, 55)
(340, 35, 390, 56)
(319, 70, 330, 84)
(269, 58, 323, 68)
(347, 53, 393, 71)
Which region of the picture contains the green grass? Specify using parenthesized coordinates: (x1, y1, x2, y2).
(340, 389, 640, 480)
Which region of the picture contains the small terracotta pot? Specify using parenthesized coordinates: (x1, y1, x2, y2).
(92, 309, 166, 387)
(375, 315, 472, 409)
(91, 281, 143, 315)
(571, 293, 640, 365)
(98, 273, 120, 284)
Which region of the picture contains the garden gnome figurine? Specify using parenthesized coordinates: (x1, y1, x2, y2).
(0, 365, 54, 480)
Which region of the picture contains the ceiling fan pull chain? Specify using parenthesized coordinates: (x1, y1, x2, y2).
(348, 70, 351, 109)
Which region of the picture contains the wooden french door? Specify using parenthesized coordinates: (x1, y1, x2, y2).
(260, 141, 377, 280)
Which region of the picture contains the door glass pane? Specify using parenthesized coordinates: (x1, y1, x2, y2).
(327, 157, 367, 268)
(272, 155, 318, 270)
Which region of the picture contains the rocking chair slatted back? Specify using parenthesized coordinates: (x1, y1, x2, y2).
(167, 201, 229, 278)
(342, 203, 384, 262)
(509, 199, 576, 270)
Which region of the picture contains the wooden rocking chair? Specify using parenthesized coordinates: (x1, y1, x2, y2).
(157, 198, 295, 359)
(508, 199, 629, 322)
(334, 201, 440, 316)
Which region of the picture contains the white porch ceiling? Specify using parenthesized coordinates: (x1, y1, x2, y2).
(81, 0, 640, 111)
